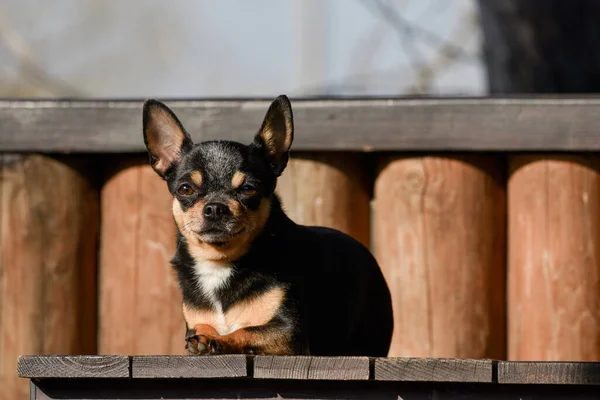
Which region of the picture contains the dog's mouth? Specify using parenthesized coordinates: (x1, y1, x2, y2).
(196, 228, 243, 246)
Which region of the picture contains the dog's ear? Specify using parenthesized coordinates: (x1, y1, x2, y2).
(252, 95, 294, 176)
(142, 99, 193, 178)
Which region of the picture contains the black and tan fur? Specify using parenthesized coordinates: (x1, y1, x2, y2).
(142, 95, 393, 356)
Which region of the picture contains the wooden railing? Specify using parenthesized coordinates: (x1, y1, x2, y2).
(2, 97, 600, 399)
(3, 97, 600, 151)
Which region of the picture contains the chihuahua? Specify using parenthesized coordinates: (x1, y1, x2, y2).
(142, 95, 393, 356)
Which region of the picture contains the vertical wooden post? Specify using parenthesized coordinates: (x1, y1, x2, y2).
(0, 155, 99, 400)
(277, 152, 371, 247)
(374, 155, 506, 358)
(99, 157, 184, 355)
(508, 155, 600, 361)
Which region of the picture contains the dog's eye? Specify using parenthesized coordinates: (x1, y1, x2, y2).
(240, 184, 257, 196)
(177, 184, 195, 196)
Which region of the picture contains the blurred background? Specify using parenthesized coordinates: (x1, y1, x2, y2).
(4, 0, 600, 398)
(5, 0, 596, 98)
(1, 0, 485, 98)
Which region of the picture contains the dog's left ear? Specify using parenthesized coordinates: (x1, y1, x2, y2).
(252, 95, 294, 176)
(143, 99, 193, 178)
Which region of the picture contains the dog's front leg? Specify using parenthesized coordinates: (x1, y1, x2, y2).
(189, 320, 295, 355)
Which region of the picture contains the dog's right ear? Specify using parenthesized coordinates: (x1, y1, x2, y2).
(142, 99, 193, 178)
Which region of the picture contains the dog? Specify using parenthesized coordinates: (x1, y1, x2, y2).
(142, 95, 393, 356)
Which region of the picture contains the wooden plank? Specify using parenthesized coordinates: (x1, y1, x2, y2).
(4, 98, 600, 152)
(32, 377, 600, 400)
(0, 155, 99, 398)
(277, 152, 370, 247)
(374, 357, 493, 382)
(17, 355, 129, 378)
(254, 356, 370, 380)
(499, 361, 600, 385)
(99, 157, 183, 356)
(508, 155, 600, 361)
(131, 355, 247, 378)
(374, 155, 506, 358)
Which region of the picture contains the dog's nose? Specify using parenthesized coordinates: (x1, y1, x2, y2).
(203, 202, 230, 219)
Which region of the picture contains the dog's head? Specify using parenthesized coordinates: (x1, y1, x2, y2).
(142, 95, 293, 262)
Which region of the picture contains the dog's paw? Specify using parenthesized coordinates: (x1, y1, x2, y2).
(185, 334, 208, 355)
(186, 324, 223, 355)
(186, 333, 226, 355)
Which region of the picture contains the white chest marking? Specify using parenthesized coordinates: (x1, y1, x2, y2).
(192, 261, 234, 335)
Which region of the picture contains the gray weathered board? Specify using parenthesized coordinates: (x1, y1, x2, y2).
(375, 357, 493, 382)
(20, 356, 600, 399)
(131, 355, 247, 378)
(253, 356, 370, 380)
(498, 361, 600, 385)
(3, 98, 600, 152)
(17, 355, 129, 378)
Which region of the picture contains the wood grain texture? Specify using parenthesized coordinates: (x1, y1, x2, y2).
(277, 152, 370, 247)
(0, 155, 99, 400)
(17, 355, 128, 378)
(99, 156, 183, 355)
(5, 98, 600, 152)
(374, 357, 493, 382)
(508, 155, 600, 361)
(131, 355, 247, 378)
(499, 361, 600, 385)
(254, 356, 370, 380)
(374, 155, 506, 358)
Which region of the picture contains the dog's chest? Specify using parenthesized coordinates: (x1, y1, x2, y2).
(194, 261, 232, 301)
(186, 261, 285, 336)
(192, 261, 233, 334)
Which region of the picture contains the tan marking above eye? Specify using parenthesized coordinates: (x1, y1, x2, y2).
(190, 170, 202, 186)
(231, 171, 246, 189)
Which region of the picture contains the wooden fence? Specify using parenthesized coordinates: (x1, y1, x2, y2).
(2, 97, 600, 398)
